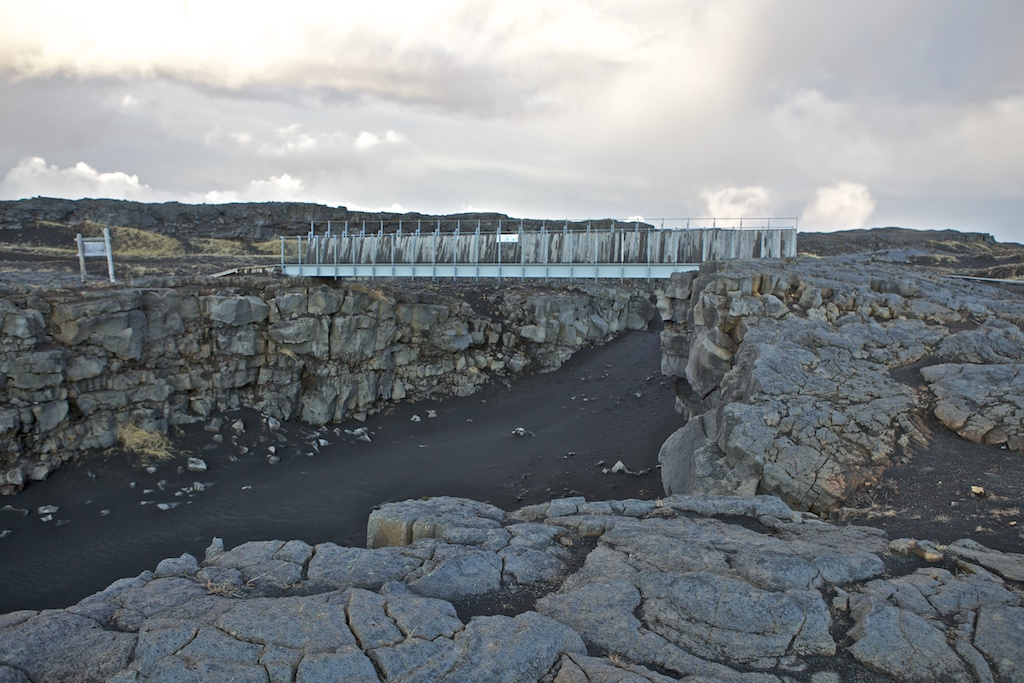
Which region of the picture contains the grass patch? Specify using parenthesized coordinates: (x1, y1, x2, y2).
(82, 223, 284, 258)
(187, 238, 281, 256)
(117, 423, 177, 465)
(77, 222, 187, 257)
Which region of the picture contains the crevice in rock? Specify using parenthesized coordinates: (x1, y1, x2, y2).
(878, 552, 961, 582)
(450, 536, 597, 621)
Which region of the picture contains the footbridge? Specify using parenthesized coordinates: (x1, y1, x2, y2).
(280, 218, 797, 281)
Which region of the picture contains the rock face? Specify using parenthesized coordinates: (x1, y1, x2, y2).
(0, 280, 655, 493)
(657, 254, 1024, 513)
(2, 494, 1022, 682)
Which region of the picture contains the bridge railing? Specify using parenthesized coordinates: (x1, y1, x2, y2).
(280, 219, 797, 281)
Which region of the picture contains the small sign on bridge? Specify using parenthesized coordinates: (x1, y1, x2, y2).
(76, 228, 116, 283)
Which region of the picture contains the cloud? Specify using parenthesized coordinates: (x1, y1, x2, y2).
(700, 186, 772, 218)
(354, 130, 407, 150)
(0, 3, 1021, 242)
(0, 156, 157, 200)
(801, 182, 876, 231)
(190, 173, 307, 204)
(0, 0, 647, 116)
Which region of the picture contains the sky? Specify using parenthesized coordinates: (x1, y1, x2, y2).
(0, 1, 1022, 242)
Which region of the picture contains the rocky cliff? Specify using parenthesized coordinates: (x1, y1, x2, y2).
(0, 279, 655, 494)
(657, 252, 1024, 514)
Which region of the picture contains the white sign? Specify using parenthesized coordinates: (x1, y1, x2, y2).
(497, 234, 519, 243)
(82, 240, 108, 257)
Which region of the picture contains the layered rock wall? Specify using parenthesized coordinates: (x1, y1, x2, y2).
(0, 279, 655, 493)
(657, 254, 1024, 514)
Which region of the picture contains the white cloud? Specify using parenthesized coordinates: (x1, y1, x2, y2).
(700, 186, 773, 218)
(258, 125, 317, 156)
(202, 189, 240, 203)
(801, 182, 876, 231)
(0, 156, 156, 200)
(185, 173, 308, 205)
(355, 130, 407, 150)
(246, 173, 305, 199)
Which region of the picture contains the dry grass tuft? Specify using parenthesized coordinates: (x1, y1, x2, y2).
(203, 579, 243, 598)
(348, 282, 390, 301)
(99, 225, 186, 257)
(608, 653, 629, 668)
(117, 423, 176, 464)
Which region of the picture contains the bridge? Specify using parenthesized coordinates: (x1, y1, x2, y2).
(279, 218, 797, 281)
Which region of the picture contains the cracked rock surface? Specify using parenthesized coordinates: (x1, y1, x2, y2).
(658, 254, 1024, 513)
(2, 494, 1022, 682)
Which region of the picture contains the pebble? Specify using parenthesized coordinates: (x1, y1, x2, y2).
(186, 457, 208, 473)
(37, 505, 59, 515)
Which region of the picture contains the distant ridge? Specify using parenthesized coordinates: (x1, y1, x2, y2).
(797, 226, 1019, 256)
(0, 197, 514, 241)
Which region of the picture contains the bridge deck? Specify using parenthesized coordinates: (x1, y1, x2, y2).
(280, 221, 797, 281)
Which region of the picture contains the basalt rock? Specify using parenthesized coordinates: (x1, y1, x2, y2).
(657, 254, 1024, 514)
(0, 280, 655, 493)
(2, 494, 1021, 682)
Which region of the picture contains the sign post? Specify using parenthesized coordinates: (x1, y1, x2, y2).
(76, 227, 116, 283)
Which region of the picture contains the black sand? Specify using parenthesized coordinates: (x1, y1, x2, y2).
(0, 326, 680, 613)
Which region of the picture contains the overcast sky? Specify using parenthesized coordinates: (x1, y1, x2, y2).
(1, 1, 1022, 241)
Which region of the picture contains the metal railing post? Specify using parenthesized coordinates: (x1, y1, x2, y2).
(520, 222, 528, 280)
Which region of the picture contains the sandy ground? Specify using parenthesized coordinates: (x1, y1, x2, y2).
(837, 356, 1024, 553)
